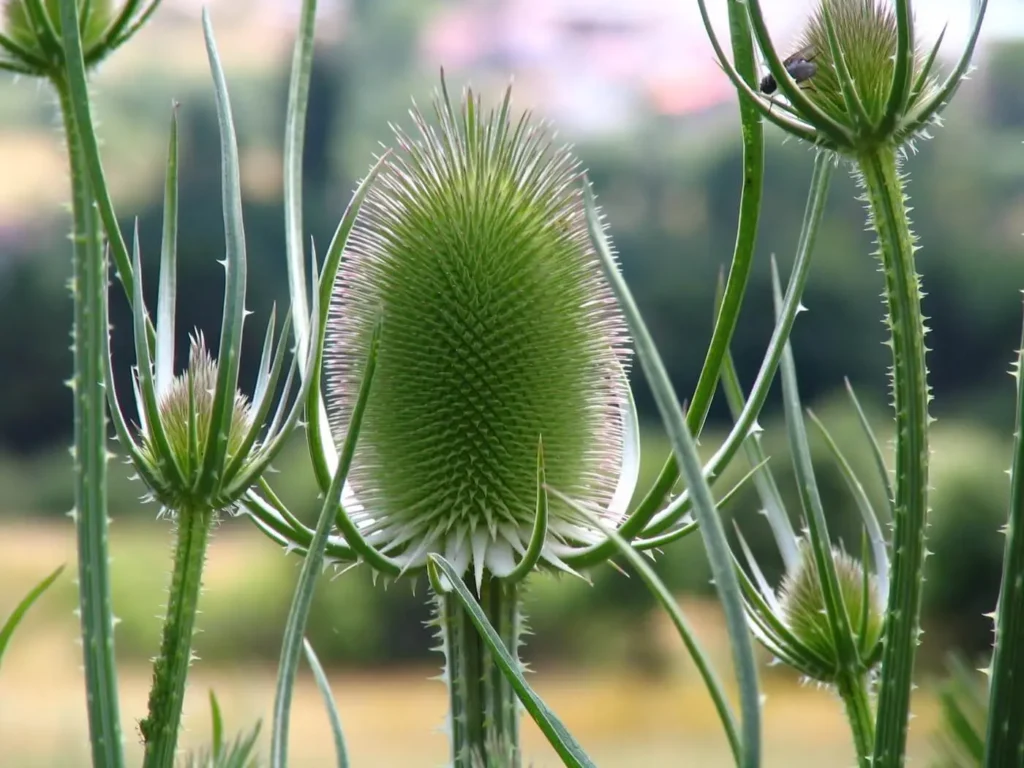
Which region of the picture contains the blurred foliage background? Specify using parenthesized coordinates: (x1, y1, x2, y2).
(0, 0, 1021, 763)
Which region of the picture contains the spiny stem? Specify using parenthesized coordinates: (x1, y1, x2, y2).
(838, 672, 876, 767)
(54, 71, 125, 768)
(440, 578, 522, 768)
(984, 320, 1024, 766)
(140, 506, 214, 768)
(860, 144, 931, 768)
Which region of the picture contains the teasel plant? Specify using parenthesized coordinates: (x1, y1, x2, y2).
(698, 0, 990, 764)
(723, 264, 891, 767)
(0, 0, 166, 765)
(54, 5, 324, 766)
(227, 0, 853, 765)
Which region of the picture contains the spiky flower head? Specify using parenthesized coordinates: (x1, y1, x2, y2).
(777, 541, 885, 683)
(793, 0, 937, 146)
(323, 81, 638, 583)
(137, 332, 254, 511)
(703, 0, 988, 154)
(1, 0, 154, 77)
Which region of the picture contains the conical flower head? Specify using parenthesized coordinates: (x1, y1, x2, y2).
(778, 541, 885, 681)
(323, 83, 636, 580)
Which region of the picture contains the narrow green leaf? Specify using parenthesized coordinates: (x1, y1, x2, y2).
(584, 183, 761, 768)
(58, 0, 154, 352)
(305, 152, 391, 493)
(270, 319, 381, 768)
(282, 0, 319, 362)
(909, 25, 947, 106)
(506, 438, 549, 584)
(550, 487, 742, 764)
(633, 151, 834, 541)
(844, 379, 896, 524)
(772, 259, 859, 670)
(130, 223, 185, 489)
(0, 564, 65, 669)
(578, 0, 766, 565)
(155, 104, 180, 398)
(198, 8, 248, 495)
(303, 638, 350, 768)
(879, 0, 915, 137)
(427, 554, 597, 768)
(900, 0, 988, 142)
(807, 410, 890, 603)
(720, 349, 800, 572)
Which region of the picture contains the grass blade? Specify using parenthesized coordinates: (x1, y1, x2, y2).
(0, 564, 65, 669)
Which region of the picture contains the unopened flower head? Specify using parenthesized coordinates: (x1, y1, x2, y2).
(794, 0, 936, 144)
(778, 541, 885, 682)
(1, 0, 154, 77)
(323, 82, 637, 581)
(707, 0, 988, 155)
(138, 332, 254, 510)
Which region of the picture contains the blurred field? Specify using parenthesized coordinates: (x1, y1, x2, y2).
(0, 522, 941, 767)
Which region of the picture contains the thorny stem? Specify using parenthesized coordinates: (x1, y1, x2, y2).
(140, 506, 214, 768)
(984, 312, 1024, 766)
(838, 672, 876, 767)
(440, 578, 522, 768)
(859, 144, 931, 768)
(54, 71, 125, 768)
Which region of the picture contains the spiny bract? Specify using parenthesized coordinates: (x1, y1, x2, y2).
(323, 81, 636, 582)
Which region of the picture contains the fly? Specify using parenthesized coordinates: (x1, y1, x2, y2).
(759, 47, 818, 95)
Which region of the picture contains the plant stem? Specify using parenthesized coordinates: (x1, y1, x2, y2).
(140, 506, 213, 768)
(860, 144, 931, 768)
(54, 72, 125, 768)
(838, 673, 876, 767)
(440, 578, 521, 768)
(984, 315, 1024, 766)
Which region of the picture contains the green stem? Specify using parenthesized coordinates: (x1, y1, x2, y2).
(838, 673, 876, 767)
(860, 145, 931, 768)
(441, 578, 521, 768)
(984, 317, 1024, 766)
(140, 506, 214, 768)
(54, 72, 125, 768)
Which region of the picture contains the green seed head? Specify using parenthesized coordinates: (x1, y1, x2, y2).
(139, 332, 254, 511)
(778, 541, 884, 681)
(324, 82, 635, 579)
(3, 0, 113, 61)
(794, 0, 940, 149)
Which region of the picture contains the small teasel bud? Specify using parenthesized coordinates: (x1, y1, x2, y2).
(323, 79, 636, 581)
(138, 332, 254, 509)
(778, 540, 885, 681)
